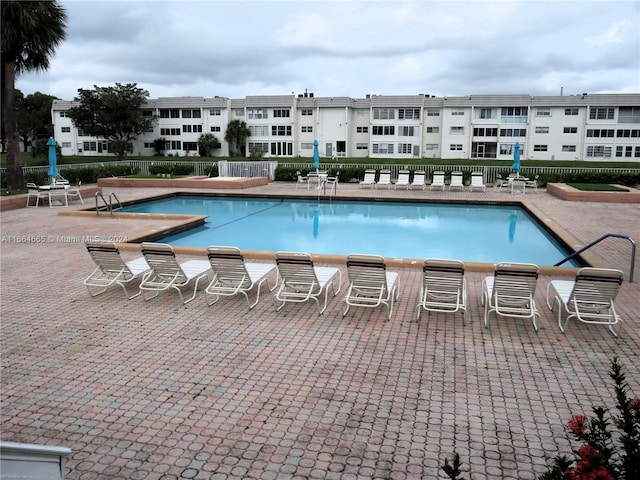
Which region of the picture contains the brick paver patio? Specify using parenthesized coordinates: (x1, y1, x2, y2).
(1, 183, 638, 479)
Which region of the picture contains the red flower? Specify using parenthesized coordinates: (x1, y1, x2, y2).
(629, 397, 640, 411)
(565, 415, 589, 436)
(573, 446, 614, 480)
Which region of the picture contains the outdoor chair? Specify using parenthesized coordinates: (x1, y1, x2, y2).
(343, 254, 400, 321)
(482, 262, 540, 331)
(494, 174, 508, 191)
(139, 242, 211, 304)
(84, 242, 150, 299)
(25, 183, 49, 208)
(411, 171, 426, 190)
(469, 172, 486, 192)
(205, 246, 278, 309)
(360, 169, 376, 188)
(546, 267, 624, 336)
(525, 174, 540, 193)
(274, 251, 342, 314)
(376, 169, 392, 189)
(296, 171, 309, 188)
(394, 170, 411, 189)
(416, 259, 467, 321)
(448, 171, 464, 191)
(430, 171, 446, 190)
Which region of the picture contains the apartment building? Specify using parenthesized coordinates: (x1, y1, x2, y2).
(51, 92, 640, 161)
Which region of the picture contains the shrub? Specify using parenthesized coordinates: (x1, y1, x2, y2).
(148, 163, 194, 176)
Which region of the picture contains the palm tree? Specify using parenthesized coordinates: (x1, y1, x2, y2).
(1, 1, 67, 190)
(224, 120, 250, 157)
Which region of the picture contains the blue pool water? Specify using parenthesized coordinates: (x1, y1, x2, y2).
(124, 196, 579, 266)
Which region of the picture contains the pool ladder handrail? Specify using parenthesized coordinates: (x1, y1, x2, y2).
(554, 233, 635, 282)
(94, 192, 123, 216)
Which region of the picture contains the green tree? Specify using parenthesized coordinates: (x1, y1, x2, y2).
(152, 137, 167, 156)
(198, 133, 221, 157)
(66, 82, 158, 160)
(1, 0, 67, 190)
(224, 119, 250, 157)
(16, 90, 59, 152)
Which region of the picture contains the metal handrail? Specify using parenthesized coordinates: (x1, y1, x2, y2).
(555, 233, 636, 282)
(94, 191, 109, 215)
(109, 193, 122, 213)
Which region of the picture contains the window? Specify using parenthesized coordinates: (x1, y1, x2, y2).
(427, 109, 440, 117)
(449, 144, 463, 151)
(193, 125, 202, 133)
(356, 143, 368, 150)
(183, 125, 192, 133)
(499, 143, 523, 155)
(451, 110, 464, 116)
(475, 108, 497, 119)
(565, 108, 579, 116)
(619, 107, 640, 123)
(450, 126, 464, 134)
(586, 129, 614, 138)
(160, 128, 181, 136)
(500, 128, 527, 137)
(83, 141, 97, 151)
(586, 145, 612, 157)
(142, 110, 153, 117)
(372, 108, 394, 120)
(616, 129, 640, 137)
(273, 109, 290, 118)
(271, 125, 292, 136)
(500, 107, 528, 123)
(247, 108, 267, 119)
(400, 126, 415, 136)
(59, 112, 67, 117)
(562, 145, 576, 152)
(473, 127, 497, 136)
(270, 141, 292, 156)
(301, 109, 313, 116)
(301, 126, 313, 133)
(535, 126, 549, 134)
(181, 109, 192, 118)
(61, 142, 71, 148)
(234, 108, 244, 116)
(398, 108, 420, 119)
(533, 144, 548, 152)
(170, 140, 181, 150)
(398, 143, 413, 154)
(61, 126, 71, 133)
(426, 126, 440, 133)
(589, 107, 615, 120)
(183, 142, 198, 151)
(210, 126, 221, 132)
(563, 127, 577, 134)
(356, 126, 368, 133)
(425, 144, 439, 150)
(249, 125, 268, 136)
(248, 142, 268, 153)
(372, 143, 394, 154)
(209, 109, 221, 116)
(536, 108, 551, 117)
(372, 125, 395, 135)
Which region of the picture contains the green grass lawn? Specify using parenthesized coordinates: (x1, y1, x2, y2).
(567, 183, 629, 191)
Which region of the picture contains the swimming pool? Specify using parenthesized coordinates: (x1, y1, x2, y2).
(124, 195, 579, 266)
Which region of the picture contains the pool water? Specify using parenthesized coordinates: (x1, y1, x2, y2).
(124, 196, 579, 266)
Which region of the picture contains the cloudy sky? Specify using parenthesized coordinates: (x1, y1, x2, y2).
(15, 0, 640, 101)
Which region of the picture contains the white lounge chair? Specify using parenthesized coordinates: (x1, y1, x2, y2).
(416, 259, 467, 321)
(448, 171, 464, 191)
(25, 183, 49, 208)
(430, 171, 446, 191)
(376, 169, 392, 189)
(546, 268, 624, 336)
(482, 262, 540, 330)
(525, 174, 540, 193)
(295, 171, 309, 188)
(325, 172, 339, 195)
(84, 242, 150, 299)
(65, 181, 84, 204)
(343, 254, 400, 321)
(274, 251, 342, 314)
(360, 169, 376, 188)
(411, 171, 426, 190)
(494, 174, 508, 191)
(205, 246, 278, 309)
(394, 170, 410, 189)
(139, 242, 211, 304)
(469, 172, 486, 192)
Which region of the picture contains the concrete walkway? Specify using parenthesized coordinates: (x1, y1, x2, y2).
(1, 183, 638, 479)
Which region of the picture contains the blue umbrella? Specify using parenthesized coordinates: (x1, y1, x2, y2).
(313, 139, 320, 170)
(511, 141, 521, 175)
(47, 137, 59, 180)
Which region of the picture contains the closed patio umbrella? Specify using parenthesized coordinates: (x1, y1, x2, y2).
(47, 137, 59, 182)
(512, 142, 521, 177)
(313, 139, 320, 170)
